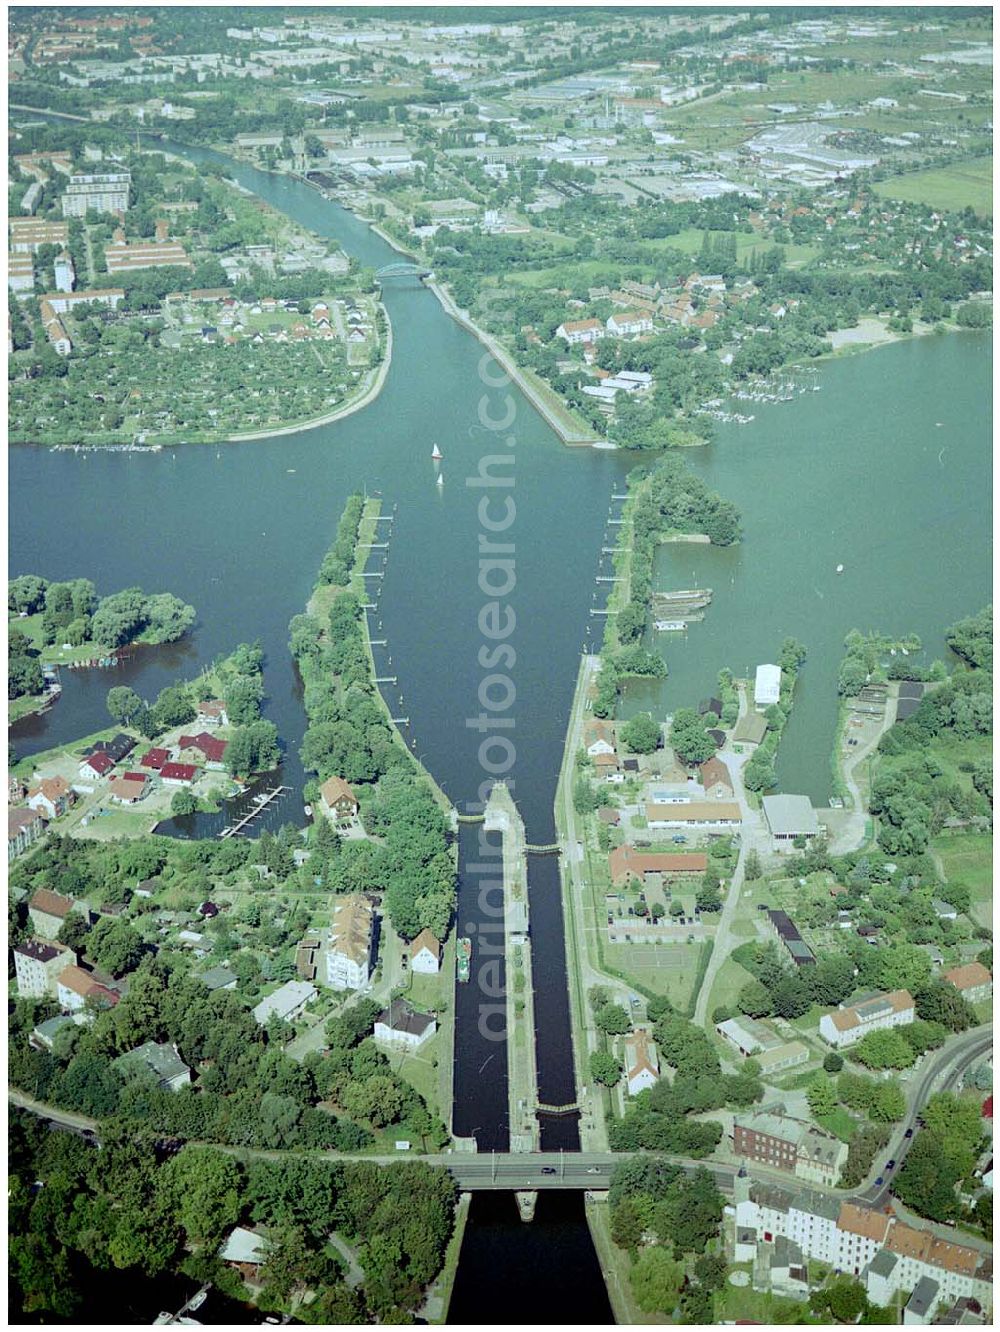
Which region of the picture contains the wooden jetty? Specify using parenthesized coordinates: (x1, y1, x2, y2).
(219, 785, 290, 839)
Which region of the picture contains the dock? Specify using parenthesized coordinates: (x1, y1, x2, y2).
(218, 785, 290, 838)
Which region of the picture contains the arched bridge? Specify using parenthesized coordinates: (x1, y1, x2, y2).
(375, 262, 433, 280)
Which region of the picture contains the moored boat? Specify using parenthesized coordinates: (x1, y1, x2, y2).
(457, 937, 472, 982)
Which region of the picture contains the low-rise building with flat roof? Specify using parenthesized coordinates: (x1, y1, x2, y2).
(762, 794, 821, 849)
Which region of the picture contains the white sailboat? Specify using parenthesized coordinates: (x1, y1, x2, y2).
(431, 444, 443, 460)
(436, 472, 444, 487)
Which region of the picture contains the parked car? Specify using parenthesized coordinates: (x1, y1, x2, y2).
(541, 1167, 557, 1176)
(904, 1128, 914, 1139)
(875, 1176, 884, 1186)
(887, 1159, 896, 1169)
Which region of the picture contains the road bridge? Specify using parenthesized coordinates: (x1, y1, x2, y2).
(375, 262, 432, 280)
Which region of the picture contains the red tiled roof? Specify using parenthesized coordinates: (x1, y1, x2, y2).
(178, 732, 227, 763)
(160, 762, 198, 781)
(141, 748, 170, 769)
(82, 751, 114, 775)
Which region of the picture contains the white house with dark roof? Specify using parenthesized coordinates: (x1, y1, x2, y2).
(113, 1041, 191, 1092)
(374, 998, 436, 1049)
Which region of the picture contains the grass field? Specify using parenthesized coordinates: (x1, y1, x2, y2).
(874, 158, 993, 216)
(603, 937, 707, 1009)
(932, 831, 993, 927)
(815, 1106, 859, 1144)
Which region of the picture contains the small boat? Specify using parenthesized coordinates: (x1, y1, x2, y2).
(431, 444, 442, 460)
(436, 473, 443, 487)
(654, 620, 686, 632)
(187, 1292, 207, 1312)
(457, 937, 472, 983)
(836, 564, 844, 574)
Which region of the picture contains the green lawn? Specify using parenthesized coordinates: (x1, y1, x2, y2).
(874, 158, 993, 216)
(603, 938, 707, 1009)
(713, 1276, 821, 1325)
(815, 1107, 859, 1144)
(706, 955, 755, 1021)
(932, 831, 993, 926)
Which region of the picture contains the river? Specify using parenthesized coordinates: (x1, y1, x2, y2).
(8, 138, 992, 1324)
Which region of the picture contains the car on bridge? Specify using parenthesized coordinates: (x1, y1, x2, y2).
(541, 1167, 557, 1175)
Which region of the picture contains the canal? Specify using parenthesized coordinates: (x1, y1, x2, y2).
(8, 137, 991, 1322)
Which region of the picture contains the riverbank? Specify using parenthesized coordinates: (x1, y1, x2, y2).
(425, 278, 601, 446)
(421, 1192, 471, 1324)
(224, 313, 393, 444)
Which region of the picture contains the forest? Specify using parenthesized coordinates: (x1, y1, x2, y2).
(10, 1108, 456, 1322)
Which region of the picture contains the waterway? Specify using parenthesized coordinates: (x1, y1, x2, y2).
(622, 330, 992, 802)
(9, 138, 619, 1322)
(8, 135, 992, 1323)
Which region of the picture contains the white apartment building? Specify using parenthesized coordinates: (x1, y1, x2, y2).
(326, 893, 373, 991)
(14, 939, 76, 998)
(62, 172, 131, 218)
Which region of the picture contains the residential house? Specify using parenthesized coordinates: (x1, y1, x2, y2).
(584, 721, 617, 757)
(108, 774, 149, 804)
(80, 751, 115, 782)
(197, 964, 238, 993)
(252, 979, 316, 1027)
(196, 699, 229, 728)
(374, 998, 436, 1049)
(320, 775, 359, 821)
(698, 757, 733, 799)
(754, 662, 782, 708)
(556, 317, 605, 345)
(177, 731, 228, 767)
(624, 1029, 659, 1095)
(27, 775, 74, 820)
(57, 964, 120, 1013)
(14, 938, 76, 998)
(606, 310, 653, 336)
(942, 962, 992, 1005)
(732, 711, 768, 746)
(113, 1040, 191, 1091)
(219, 1226, 271, 1283)
(410, 928, 441, 975)
(609, 845, 707, 887)
(88, 733, 136, 764)
(819, 989, 915, 1049)
(762, 794, 822, 850)
(160, 762, 198, 786)
(28, 888, 74, 938)
(733, 1112, 848, 1186)
(326, 893, 374, 991)
(140, 747, 170, 770)
(31, 1015, 78, 1052)
(9, 807, 46, 862)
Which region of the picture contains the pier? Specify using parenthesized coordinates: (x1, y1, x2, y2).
(218, 785, 290, 838)
(484, 782, 538, 1153)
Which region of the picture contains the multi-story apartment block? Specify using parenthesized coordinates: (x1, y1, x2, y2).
(61, 172, 131, 218)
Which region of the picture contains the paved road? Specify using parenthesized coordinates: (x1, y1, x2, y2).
(11, 1025, 990, 1207)
(824, 688, 897, 855)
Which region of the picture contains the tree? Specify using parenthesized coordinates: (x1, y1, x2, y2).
(744, 848, 762, 881)
(630, 1246, 683, 1315)
(853, 1028, 916, 1071)
(595, 1002, 631, 1036)
(106, 686, 143, 726)
(914, 981, 976, 1033)
(696, 873, 722, 912)
(589, 1051, 622, 1087)
(171, 789, 198, 816)
(870, 1081, 906, 1123)
(87, 918, 144, 978)
(90, 588, 148, 648)
(737, 979, 774, 1019)
(771, 972, 811, 1019)
(143, 593, 196, 644)
(668, 709, 715, 766)
(8, 575, 48, 613)
(166, 1147, 243, 1246)
(806, 1073, 837, 1119)
(619, 712, 661, 754)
